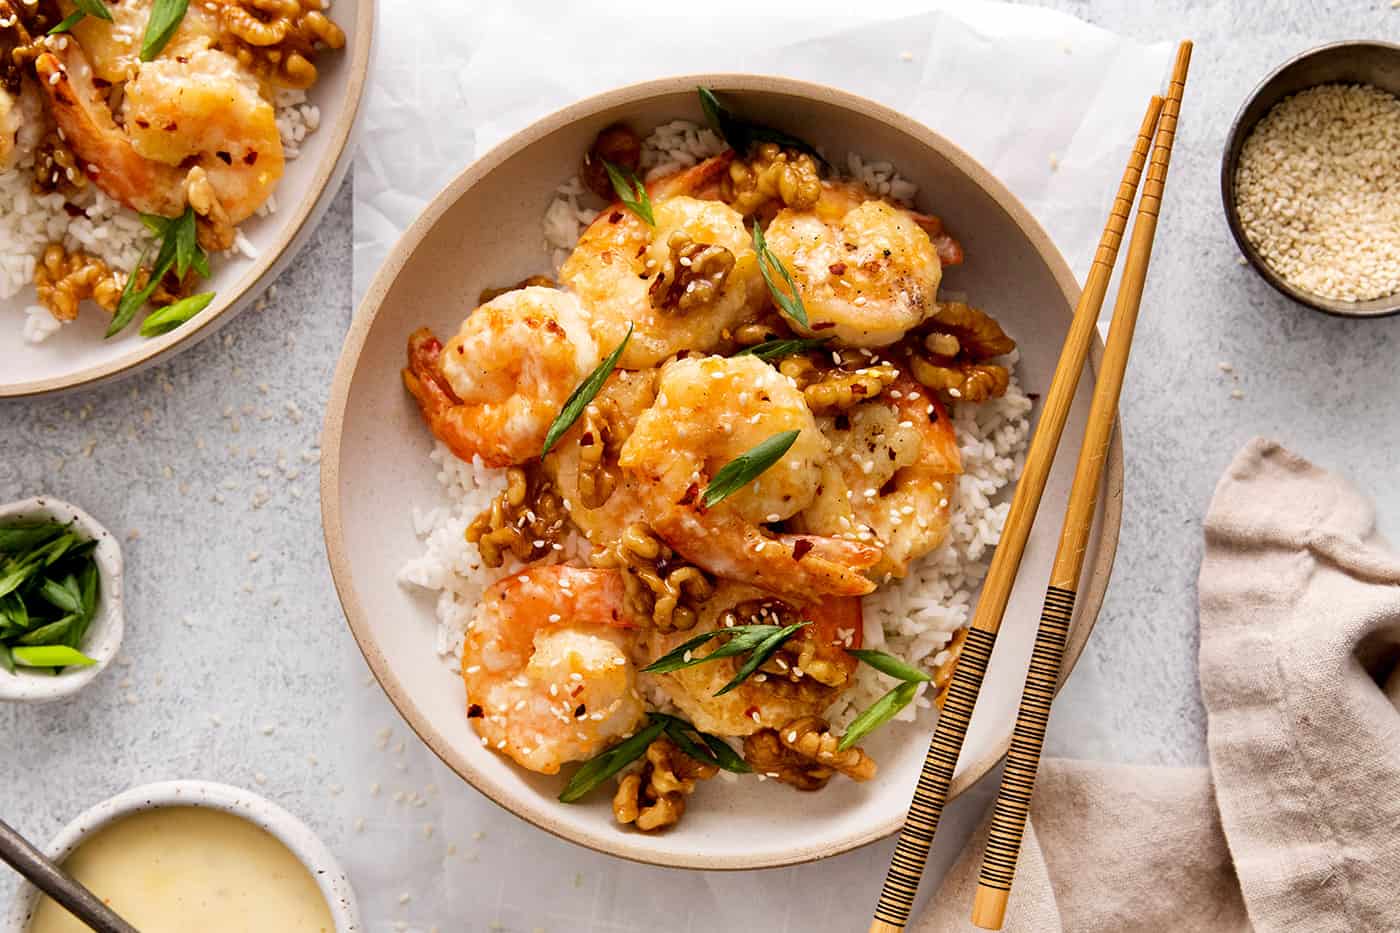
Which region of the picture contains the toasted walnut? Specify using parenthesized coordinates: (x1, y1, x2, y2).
(778, 355, 899, 415)
(590, 524, 713, 632)
(721, 143, 821, 216)
(907, 301, 1015, 402)
(185, 166, 237, 253)
(31, 131, 85, 196)
(727, 315, 793, 348)
(927, 302, 1016, 359)
(784, 717, 877, 780)
(478, 275, 556, 305)
(647, 232, 734, 315)
(743, 718, 875, 790)
(217, 0, 346, 90)
(908, 354, 1009, 403)
(580, 123, 642, 201)
(465, 467, 569, 568)
(33, 245, 123, 322)
(931, 626, 968, 709)
(613, 736, 717, 832)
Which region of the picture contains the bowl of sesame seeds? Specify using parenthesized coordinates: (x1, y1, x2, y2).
(1222, 40, 1400, 317)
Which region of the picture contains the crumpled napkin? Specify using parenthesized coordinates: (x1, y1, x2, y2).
(918, 439, 1400, 931)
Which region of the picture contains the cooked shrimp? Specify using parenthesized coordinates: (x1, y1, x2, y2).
(33, 39, 282, 241)
(642, 582, 863, 737)
(403, 286, 601, 468)
(65, 0, 221, 84)
(541, 369, 657, 546)
(560, 154, 766, 369)
(794, 372, 962, 578)
(123, 48, 284, 223)
(761, 182, 944, 347)
(463, 565, 647, 775)
(619, 355, 880, 599)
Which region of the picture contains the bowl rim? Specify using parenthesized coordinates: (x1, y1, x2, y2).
(0, 0, 377, 400)
(2, 779, 361, 932)
(320, 72, 1123, 870)
(1219, 39, 1400, 319)
(0, 496, 123, 703)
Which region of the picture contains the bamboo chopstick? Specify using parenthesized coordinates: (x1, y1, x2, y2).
(866, 91, 1169, 933)
(969, 40, 1193, 931)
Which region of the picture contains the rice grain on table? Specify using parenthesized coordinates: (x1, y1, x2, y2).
(408, 121, 1033, 738)
(1234, 83, 1400, 302)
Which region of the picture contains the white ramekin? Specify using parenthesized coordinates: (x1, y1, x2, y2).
(3, 780, 360, 932)
(0, 497, 123, 703)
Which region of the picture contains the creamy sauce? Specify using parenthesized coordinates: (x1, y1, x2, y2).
(29, 807, 334, 933)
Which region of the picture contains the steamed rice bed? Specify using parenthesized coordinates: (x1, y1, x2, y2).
(400, 120, 1031, 740)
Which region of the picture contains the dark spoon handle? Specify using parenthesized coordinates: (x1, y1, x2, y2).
(0, 816, 139, 933)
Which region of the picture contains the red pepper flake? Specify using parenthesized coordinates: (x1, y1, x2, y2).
(812, 321, 836, 331)
(792, 539, 813, 561)
(601, 251, 613, 265)
(609, 211, 623, 224)
(467, 704, 483, 718)
(828, 262, 847, 275)
(574, 704, 587, 718)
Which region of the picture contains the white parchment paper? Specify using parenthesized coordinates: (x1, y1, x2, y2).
(344, 3, 1170, 929)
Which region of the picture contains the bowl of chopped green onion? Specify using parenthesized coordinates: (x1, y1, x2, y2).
(0, 497, 123, 703)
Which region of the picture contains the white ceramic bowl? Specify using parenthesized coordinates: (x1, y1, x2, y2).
(0, 496, 122, 703)
(3, 780, 360, 933)
(322, 75, 1122, 869)
(0, 0, 375, 399)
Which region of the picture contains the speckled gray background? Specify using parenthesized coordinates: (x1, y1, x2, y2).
(3, 1, 1398, 930)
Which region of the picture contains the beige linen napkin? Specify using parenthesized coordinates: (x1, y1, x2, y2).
(917, 438, 1400, 932)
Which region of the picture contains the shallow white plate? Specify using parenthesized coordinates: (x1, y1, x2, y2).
(0, 0, 375, 399)
(322, 75, 1122, 869)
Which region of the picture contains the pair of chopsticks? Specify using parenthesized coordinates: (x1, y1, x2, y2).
(869, 40, 1194, 933)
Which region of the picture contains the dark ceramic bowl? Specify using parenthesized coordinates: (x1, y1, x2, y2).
(1221, 40, 1400, 318)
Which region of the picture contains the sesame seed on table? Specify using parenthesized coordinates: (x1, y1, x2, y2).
(4, 1, 1400, 931)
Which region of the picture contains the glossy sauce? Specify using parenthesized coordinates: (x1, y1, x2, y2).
(29, 806, 334, 933)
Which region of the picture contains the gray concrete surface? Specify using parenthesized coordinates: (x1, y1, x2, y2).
(3, 2, 1398, 929)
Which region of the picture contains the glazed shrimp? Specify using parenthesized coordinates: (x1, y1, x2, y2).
(761, 182, 948, 347)
(559, 154, 766, 369)
(34, 39, 282, 243)
(794, 372, 962, 578)
(642, 582, 863, 737)
(618, 355, 880, 599)
(404, 287, 600, 468)
(463, 565, 647, 775)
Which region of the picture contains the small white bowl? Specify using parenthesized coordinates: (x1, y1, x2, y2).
(0, 497, 122, 703)
(3, 780, 361, 933)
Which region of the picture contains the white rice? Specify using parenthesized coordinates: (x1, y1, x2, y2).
(403, 121, 1033, 739)
(2, 68, 323, 344)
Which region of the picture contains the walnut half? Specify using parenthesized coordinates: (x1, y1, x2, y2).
(722, 143, 821, 216)
(465, 466, 568, 568)
(590, 523, 713, 633)
(648, 232, 734, 315)
(613, 737, 717, 832)
(908, 301, 1016, 403)
(33, 245, 123, 322)
(743, 717, 876, 791)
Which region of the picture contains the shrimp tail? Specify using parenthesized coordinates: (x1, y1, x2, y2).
(33, 49, 187, 218)
(402, 327, 517, 468)
(647, 151, 735, 201)
(653, 506, 880, 600)
(912, 210, 964, 266)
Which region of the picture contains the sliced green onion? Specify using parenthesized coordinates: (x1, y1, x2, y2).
(847, 648, 931, 683)
(733, 337, 829, 360)
(752, 221, 809, 329)
(540, 323, 632, 456)
(558, 719, 666, 803)
(701, 429, 800, 508)
(140, 292, 214, 337)
(839, 681, 920, 751)
(140, 0, 189, 61)
(10, 645, 97, 669)
(602, 160, 654, 226)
